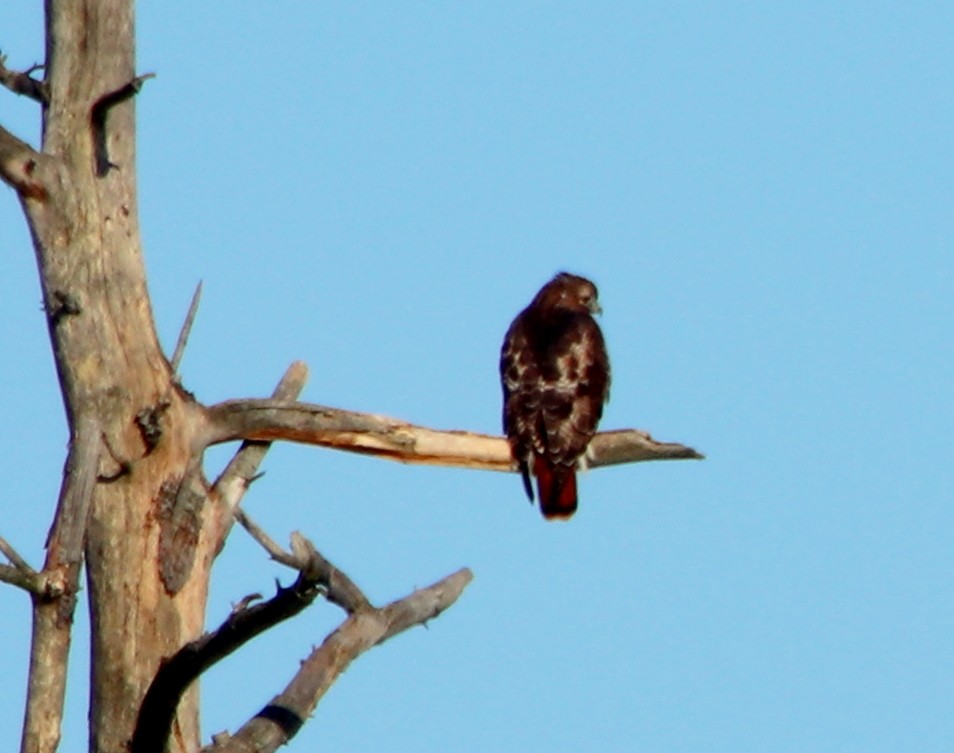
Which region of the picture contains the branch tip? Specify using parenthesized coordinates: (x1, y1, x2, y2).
(0, 53, 48, 103)
(170, 280, 202, 375)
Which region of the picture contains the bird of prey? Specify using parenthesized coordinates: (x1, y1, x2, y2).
(500, 272, 610, 519)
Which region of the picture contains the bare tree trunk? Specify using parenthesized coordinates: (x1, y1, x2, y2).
(10, 2, 208, 751)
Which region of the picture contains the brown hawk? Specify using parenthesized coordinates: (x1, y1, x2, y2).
(500, 272, 611, 519)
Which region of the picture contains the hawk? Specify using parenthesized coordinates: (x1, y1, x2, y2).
(500, 272, 610, 519)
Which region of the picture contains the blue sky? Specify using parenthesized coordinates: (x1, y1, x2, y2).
(1, 3, 952, 751)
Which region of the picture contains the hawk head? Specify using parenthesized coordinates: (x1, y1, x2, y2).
(532, 272, 602, 316)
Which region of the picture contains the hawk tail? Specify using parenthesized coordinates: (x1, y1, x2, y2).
(519, 460, 534, 502)
(533, 456, 577, 520)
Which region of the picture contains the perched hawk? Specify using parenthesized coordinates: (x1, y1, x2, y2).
(500, 272, 610, 519)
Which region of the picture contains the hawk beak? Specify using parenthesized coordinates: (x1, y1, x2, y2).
(590, 301, 603, 316)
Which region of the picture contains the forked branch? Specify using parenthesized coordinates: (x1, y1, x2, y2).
(133, 529, 471, 753)
(131, 559, 324, 753)
(0, 537, 45, 595)
(0, 54, 47, 102)
(210, 361, 309, 554)
(201, 566, 473, 753)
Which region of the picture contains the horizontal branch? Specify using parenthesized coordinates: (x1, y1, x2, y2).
(203, 399, 703, 472)
(203, 567, 473, 753)
(0, 563, 47, 595)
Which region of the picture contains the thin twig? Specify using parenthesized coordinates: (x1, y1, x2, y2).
(0, 535, 32, 571)
(0, 53, 48, 102)
(170, 280, 202, 376)
(0, 536, 46, 595)
(234, 511, 369, 613)
(234, 509, 300, 570)
(213, 363, 309, 512)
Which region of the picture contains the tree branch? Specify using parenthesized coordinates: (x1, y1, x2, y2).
(0, 563, 46, 595)
(131, 560, 324, 753)
(170, 280, 203, 376)
(203, 398, 703, 471)
(234, 509, 370, 612)
(21, 415, 101, 753)
(133, 531, 467, 753)
(0, 54, 48, 103)
(202, 566, 473, 753)
(0, 536, 48, 595)
(44, 415, 101, 571)
(90, 72, 156, 176)
(0, 125, 47, 200)
(233, 509, 301, 570)
(210, 362, 309, 555)
(289, 533, 369, 613)
(0, 535, 33, 571)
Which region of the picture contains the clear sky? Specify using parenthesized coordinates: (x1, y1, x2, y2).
(1, 4, 952, 752)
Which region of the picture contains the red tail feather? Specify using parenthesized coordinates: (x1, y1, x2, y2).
(533, 456, 578, 520)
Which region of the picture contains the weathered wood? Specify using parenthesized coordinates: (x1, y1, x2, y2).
(210, 362, 310, 555)
(13, 4, 211, 752)
(202, 567, 473, 753)
(20, 415, 100, 753)
(2, 5, 698, 753)
(204, 398, 703, 471)
(0, 56, 48, 102)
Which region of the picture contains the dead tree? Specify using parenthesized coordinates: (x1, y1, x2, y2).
(0, 4, 701, 753)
